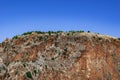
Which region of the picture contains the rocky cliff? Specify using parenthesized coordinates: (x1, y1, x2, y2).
(0, 31, 120, 80)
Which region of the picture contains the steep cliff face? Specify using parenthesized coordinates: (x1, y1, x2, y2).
(0, 32, 120, 80)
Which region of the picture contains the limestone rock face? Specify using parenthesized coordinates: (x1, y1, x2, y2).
(0, 32, 120, 80)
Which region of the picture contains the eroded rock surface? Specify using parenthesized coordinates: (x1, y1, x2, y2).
(0, 32, 120, 80)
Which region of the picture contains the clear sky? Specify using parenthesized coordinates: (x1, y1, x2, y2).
(0, 0, 120, 42)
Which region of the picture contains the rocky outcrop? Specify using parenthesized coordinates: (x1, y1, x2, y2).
(0, 58, 7, 80)
(0, 31, 120, 80)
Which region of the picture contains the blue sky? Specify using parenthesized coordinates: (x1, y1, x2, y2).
(0, 0, 120, 42)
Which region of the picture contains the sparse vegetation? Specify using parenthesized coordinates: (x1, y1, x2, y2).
(57, 31, 63, 33)
(69, 30, 76, 33)
(1, 30, 120, 80)
(45, 65, 47, 69)
(38, 36, 43, 40)
(22, 31, 32, 35)
(118, 38, 120, 40)
(35, 31, 45, 34)
(48, 31, 52, 35)
(51, 57, 55, 60)
(63, 52, 66, 56)
(63, 48, 67, 56)
(12, 30, 86, 39)
(69, 30, 84, 33)
(87, 31, 90, 33)
(98, 37, 102, 40)
(42, 55, 45, 57)
(34, 69, 37, 76)
(26, 71, 32, 79)
(67, 33, 70, 35)
(0, 42, 1, 44)
(77, 30, 84, 33)
(22, 31, 45, 35)
(22, 63, 26, 67)
(12, 35, 19, 39)
(48, 31, 58, 35)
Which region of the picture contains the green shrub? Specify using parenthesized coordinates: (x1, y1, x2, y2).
(22, 32, 32, 35)
(22, 31, 45, 35)
(51, 57, 55, 60)
(35, 31, 45, 34)
(42, 55, 45, 57)
(34, 69, 37, 76)
(12, 35, 18, 39)
(67, 33, 70, 35)
(77, 30, 84, 33)
(118, 38, 120, 40)
(63, 52, 67, 55)
(38, 36, 43, 40)
(57, 31, 63, 33)
(98, 37, 102, 40)
(69, 30, 76, 34)
(26, 71, 32, 79)
(48, 31, 52, 35)
(48, 31, 57, 35)
(87, 31, 90, 33)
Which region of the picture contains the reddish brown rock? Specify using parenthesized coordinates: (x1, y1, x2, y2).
(0, 32, 120, 80)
